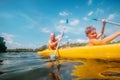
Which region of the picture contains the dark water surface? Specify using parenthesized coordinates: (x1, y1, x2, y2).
(0, 52, 120, 80)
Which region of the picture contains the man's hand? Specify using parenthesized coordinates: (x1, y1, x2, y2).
(57, 37, 62, 42)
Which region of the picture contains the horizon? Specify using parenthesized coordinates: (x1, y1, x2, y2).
(0, 0, 120, 49)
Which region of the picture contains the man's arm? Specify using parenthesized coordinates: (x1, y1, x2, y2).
(48, 40, 58, 47)
(48, 38, 61, 47)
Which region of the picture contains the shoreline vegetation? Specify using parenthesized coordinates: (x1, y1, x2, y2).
(6, 42, 87, 52)
(5, 41, 120, 53)
(0, 35, 120, 53)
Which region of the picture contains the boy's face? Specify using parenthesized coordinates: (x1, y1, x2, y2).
(87, 29, 97, 39)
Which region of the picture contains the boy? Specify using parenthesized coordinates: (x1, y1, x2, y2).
(85, 20, 120, 46)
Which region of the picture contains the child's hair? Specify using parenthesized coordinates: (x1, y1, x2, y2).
(85, 26, 96, 35)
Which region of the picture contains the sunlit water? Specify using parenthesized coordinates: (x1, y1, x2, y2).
(0, 52, 120, 80)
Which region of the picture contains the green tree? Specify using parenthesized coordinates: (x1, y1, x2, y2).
(0, 37, 7, 52)
(35, 45, 47, 51)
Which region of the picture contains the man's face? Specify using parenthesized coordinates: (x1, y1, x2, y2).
(50, 33, 55, 41)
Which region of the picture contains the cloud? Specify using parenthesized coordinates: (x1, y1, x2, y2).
(83, 11, 93, 21)
(88, 11, 93, 16)
(0, 33, 23, 49)
(83, 17, 89, 21)
(75, 39, 88, 43)
(19, 12, 38, 26)
(57, 19, 80, 32)
(64, 35, 69, 39)
(56, 18, 84, 35)
(96, 8, 104, 14)
(59, 11, 69, 16)
(1, 33, 14, 44)
(64, 38, 87, 44)
(88, 0, 92, 5)
(40, 28, 51, 33)
(0, 12, 14, 19)
(59, 19, 66, 24)
(69, 19, 79, 26)
(55, 24, 66, 32)
(0, 33, 39, 49)
(107, 14, 116, 20)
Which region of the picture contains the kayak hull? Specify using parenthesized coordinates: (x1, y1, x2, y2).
(37, 43, 120, 59)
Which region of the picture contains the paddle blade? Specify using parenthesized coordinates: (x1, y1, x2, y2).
(66, 18, 69, 24)
(92, 18, 98, 21)
(50, 54, 56, 60)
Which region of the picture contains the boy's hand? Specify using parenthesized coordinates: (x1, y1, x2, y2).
(102, 19, 106, 25)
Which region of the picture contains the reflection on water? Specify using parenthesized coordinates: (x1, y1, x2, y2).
(72, 59, 120, 80)
(0, 52, 120, 80)
(46, 60, 63, 80)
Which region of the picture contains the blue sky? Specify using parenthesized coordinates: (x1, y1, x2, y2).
(0, 0, 120, 49)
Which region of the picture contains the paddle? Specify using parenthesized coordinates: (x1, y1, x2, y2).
(50, 19, 68, 60)
(92, 18, 120, 26)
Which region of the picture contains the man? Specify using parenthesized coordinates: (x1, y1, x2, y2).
(48, 32, 62, 50)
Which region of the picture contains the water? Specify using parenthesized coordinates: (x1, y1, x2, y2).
(0, 52, 120, 80)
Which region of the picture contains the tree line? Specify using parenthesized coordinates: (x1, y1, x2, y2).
(0, 37, 7, 52)
(0, 36, 120, 52)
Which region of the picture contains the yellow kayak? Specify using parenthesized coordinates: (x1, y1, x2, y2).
(37, 43, 120, 59)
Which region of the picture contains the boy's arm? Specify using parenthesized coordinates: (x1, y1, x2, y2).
(102, 31, 120, 43)
(92, 31, 120, 45)
(97, 20, 106, 39)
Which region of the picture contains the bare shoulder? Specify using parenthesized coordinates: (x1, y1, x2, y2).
(87, 39, 101, 46)
(91, 39, 103, 45)
(48, 40, 51, 43)
(87, 39, 94, 46)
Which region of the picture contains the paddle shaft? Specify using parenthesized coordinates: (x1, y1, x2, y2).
(54, 29, 64, 55)
(50, 19, 68, 60)
(94, 19, 120, 26)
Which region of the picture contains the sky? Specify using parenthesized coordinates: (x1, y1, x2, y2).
(0, 0, 120, 49)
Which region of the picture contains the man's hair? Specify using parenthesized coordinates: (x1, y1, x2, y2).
(50, 32, 55, 36)
(85, 26, 96, 35)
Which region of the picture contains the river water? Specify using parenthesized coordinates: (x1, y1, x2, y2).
(0, 52, 120, 80)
